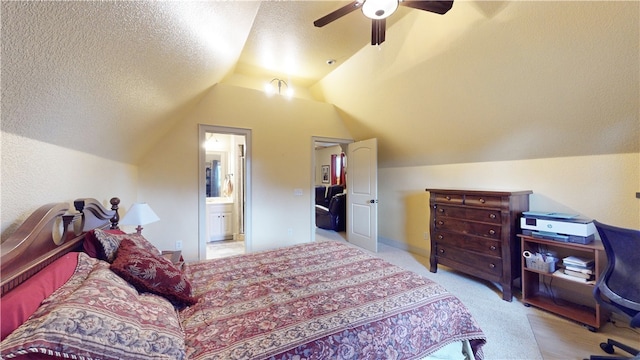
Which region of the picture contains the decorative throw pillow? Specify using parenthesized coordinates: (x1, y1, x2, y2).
(92, 228, 160, 262)
(111, 239, 197, 308)
(83, 228, 125, 258)
(0, 253, 186, 359)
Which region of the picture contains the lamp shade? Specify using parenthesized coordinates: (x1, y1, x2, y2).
(120, 203, 160, 227)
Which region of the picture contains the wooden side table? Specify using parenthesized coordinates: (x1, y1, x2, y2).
(519, 234, 606, 330)
(162, 250, 183, 268)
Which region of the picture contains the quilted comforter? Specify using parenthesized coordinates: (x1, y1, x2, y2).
(180, 241, 486, 360)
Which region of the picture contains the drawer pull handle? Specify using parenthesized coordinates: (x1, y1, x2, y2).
(437, 221, 444, 226)
(489, 229, 496, 235)
(438, 208, 445, 213)
(439, 249, 445, 254)
(438, 235, 444, 240)
(490, 245, 497, 251)
(489, 263, 495, 269)
(445, 196, 451, 201)
(479, 198, 486, 204)
(489, 214, 497, 219)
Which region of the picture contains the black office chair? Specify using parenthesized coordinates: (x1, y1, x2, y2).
(589, 221, 640, 360)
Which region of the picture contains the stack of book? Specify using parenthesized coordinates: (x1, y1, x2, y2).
(552, 255, 595, 283)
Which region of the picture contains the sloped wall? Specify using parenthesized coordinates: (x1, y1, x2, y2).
(314, 1, 639, 168)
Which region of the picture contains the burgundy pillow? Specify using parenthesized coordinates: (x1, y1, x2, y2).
(83, 228, 126, 258)
(110, 239, 197, 307)
(1, 252, 79, 340)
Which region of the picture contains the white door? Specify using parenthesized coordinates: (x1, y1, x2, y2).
(347, 138, 378, 252)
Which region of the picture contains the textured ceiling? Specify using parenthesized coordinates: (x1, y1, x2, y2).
(2, 1, 638, 168)
(236, 1, 410, 87)
(2, 1, 260, 162)
(316, 1, 639, 167)
(2, 1, 386, 163)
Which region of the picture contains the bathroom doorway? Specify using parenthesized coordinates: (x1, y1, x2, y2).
(198, 125, 251, 260)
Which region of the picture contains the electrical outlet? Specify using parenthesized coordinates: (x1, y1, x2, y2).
(287, 228, 293, 237)
(424, 232, 429, 240)
(175, 240, 183, 250)
(293, 188, 303, 196)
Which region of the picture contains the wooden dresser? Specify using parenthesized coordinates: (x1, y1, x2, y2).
(426, 189, 532, 301)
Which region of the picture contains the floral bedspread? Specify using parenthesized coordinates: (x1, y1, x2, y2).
(180, 241, 486, 360)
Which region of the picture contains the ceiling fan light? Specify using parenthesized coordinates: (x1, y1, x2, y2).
(362, 0, 398, 20)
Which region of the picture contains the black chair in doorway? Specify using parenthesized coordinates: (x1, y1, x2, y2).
(315, 193, 346, 232)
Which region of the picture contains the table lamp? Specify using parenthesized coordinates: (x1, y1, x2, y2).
(120, 202, 160, 235)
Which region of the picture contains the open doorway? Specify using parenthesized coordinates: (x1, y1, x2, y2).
(312, 137, 351, 242)
(199, 125, 251, 260)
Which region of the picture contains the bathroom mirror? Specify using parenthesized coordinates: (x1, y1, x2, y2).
(205, 151, 228, 198)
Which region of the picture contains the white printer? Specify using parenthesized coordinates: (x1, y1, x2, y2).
(520, 211, 596, 244)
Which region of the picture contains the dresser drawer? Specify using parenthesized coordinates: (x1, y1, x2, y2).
(434, 205, 501, 224)
(433, 231, 502, 256)
(464, 194, 503, 208)
(432, 193, 464, 205)
(435, 244, 503, 277)
(434, 217, 501, 239)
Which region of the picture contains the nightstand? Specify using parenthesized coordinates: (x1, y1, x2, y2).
(161, 250, 183, 268)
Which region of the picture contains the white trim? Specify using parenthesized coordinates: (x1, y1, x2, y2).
(198, 125, 252, 260)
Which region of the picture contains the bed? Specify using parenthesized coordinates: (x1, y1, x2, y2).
(1, 197, 486, 360)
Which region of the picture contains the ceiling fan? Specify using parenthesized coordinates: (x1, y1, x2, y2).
(313, 0, 453, 46)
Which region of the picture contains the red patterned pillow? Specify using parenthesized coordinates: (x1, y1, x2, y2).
(111, 239, 197, 307)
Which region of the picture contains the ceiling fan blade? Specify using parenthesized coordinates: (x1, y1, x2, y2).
(371, 19, 386, 46)
(313, 1, 363, 27)
(400, 0, 454, 15)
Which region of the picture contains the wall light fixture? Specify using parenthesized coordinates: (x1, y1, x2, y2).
(264, 78, 294, 98)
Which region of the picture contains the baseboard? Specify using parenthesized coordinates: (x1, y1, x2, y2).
(379, 236, 429, 258)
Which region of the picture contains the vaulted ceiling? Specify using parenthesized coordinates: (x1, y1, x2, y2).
(2, 1, 638, 168)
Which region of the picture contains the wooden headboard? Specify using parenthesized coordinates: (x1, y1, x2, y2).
(0, 197, 120, 296)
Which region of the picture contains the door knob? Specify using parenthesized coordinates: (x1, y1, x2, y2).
(369, 199, 378, 204)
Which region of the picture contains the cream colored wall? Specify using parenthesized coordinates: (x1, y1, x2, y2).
(1, 132, 138, 241)
(378, 153, 639, 255)
(315, 145, 342, 185)
(137, 84, 352, 260)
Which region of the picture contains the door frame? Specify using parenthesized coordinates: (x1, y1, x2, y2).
(311, 136, 352, 242)
(198, 125, 252, 260)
